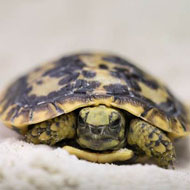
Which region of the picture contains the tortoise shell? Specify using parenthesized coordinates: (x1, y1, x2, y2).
(0, 53, 189, 138)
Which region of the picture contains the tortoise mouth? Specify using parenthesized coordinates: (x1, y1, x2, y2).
(76, 135, 121, 151)
(76, 127, 127, 151)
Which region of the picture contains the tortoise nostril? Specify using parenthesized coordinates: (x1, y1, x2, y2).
(89, 125, 104, 135)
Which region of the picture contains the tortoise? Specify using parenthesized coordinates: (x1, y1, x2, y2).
(0, 52, 189, 168)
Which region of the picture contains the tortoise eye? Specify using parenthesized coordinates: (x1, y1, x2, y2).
(78, 115, 85, 125)
(110, 118, 120, 129)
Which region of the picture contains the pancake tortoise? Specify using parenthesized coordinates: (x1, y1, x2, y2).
(0, 53, 189, 168)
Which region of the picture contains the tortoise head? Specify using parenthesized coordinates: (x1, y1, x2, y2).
(76, 105, 126, 151)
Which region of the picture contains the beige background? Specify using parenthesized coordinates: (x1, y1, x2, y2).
(0, 1, 190, 189)
(0, 0, 190, 101)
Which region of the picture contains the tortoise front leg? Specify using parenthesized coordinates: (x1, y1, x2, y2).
(25, 112, 76, 145)
(127, 119, 176, 168)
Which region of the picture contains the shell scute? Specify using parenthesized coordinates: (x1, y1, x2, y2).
(0, 53, 189, 137)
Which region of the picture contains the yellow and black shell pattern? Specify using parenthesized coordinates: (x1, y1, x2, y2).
(0, 53, 189, 138)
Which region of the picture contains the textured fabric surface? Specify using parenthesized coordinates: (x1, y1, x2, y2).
(0, 1, 190, 189)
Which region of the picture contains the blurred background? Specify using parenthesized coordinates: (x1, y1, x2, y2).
(0, 0, 189, 102)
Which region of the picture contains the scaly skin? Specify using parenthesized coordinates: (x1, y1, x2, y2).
(128, 119, 176, 168)
(25, 112, 76, 145)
